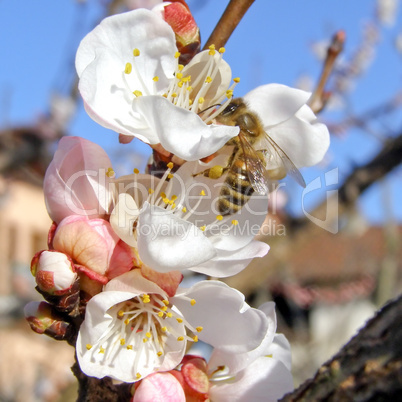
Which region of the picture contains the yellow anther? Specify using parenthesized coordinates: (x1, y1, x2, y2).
(127, 345, 133, 350)
(160, 192, 166, 198)
(233, 77, 240, 83)
(153, 76, 159, 82)
(216, 215, 223, 221)
(182, 76, 191, 82)
(145, 332, 152, 338)
(124, 318, 130, 325)
(171, 195, 178, 201)
(198, 97, 205, 104)
(157, 351, 163, 357)
(182, 207, 187, 213)
(226, 90, 233, 98)
(168, 173, 174, 179)
(178, 64, 184, 71)
(196, 326, 203, 332)
(187, 86, 193, 92)
(200, 225, 206, 232)
(176, 72, 183, 79)
(209, 44, 216, 50)
(200, 190, 206, 196)
(166, 312, 172, 318)
(161, 326, 167, 332)
(178, 81, 184, 88)
(205, 76, 212, 83)
(120, 339, 126, 345)
(171, 202, 176, 209)
(231, 219, 239, 226)
(176, 318, 183, 323)
(209, 49, 216, 56)
(192, 335, 199, 342)
(163, 93, 168, 98)
(190, 299, 196, 306)
(158, 311, 164, 317)
(177, 336, 184, 341)
(133, 48, 140, 57)
(219, 47, 226, 53)
(163, 299, 169, 305)
(136, 373, 141, 379)
(167, 162, 174, 169)
(99, 346, 105, 354)
(143, 338, 148, 343)
(125, 62, 132, 74)
(189, 99, 193, 105)
(86, 344, 92, 350)
(162, 197, 170, 204)
(175, 51, 181, 58)
(118, 310, 124, 317)
(133, 90, 143, 97)
(133, 168, 140, 174)
(106, 168, 115, 178)
(171, 92, 177, 98)
(148, 188, 154, 194)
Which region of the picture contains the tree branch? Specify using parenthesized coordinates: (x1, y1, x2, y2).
(203, 0, 255, 50)
(280, 294, 402, 401)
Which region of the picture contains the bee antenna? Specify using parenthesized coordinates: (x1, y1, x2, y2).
(198, 104, 221, 115)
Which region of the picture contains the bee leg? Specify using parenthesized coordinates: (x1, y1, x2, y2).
(193, 165, 229, 179)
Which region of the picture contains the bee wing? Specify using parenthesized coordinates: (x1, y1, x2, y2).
(238, 131, 269, 195)
(262, 133, 306, 188)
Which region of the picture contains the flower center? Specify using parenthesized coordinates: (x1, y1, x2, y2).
(123, 45, 240, 125)
(85, 293, 202, 380)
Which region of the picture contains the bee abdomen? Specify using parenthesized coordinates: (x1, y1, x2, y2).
(218, 157, 254, 215)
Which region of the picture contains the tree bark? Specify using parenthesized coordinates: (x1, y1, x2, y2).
(280, 295, 402, 401)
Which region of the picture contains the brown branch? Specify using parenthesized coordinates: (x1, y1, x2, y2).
(203, 0, 255, 50)
(280, 294, 402, 401)
(308, 30, 345, 114)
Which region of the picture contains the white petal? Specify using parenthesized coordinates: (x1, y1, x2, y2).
(207, 301, 276, 375)
(191, 240, 269, 278)
(182, 50, 232, 107)
(268, 105, 330, 168)
(110, 193, 139, 247)
(132, 96, 239, 160)
(266, 334, 292, 371)
(76, 9, 177, 140)
(172, 281, 268, 353)
(244, 84, 311, 126)
(209, 357, 294, 402)
(137, 203, 216, 272)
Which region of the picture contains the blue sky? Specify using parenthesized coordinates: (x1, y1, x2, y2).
(0, 0, 401, 224)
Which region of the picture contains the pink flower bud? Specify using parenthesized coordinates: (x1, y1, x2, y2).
(52, 215, 136, 294)
(163, 1, 200, 65)
(24, 301, 72, 341)
(44, 136, 114, 223)
(31, 250, 77, 295)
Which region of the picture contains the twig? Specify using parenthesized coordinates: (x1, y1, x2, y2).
(203, 0, 255, 50)
(308, 30, 345, 114)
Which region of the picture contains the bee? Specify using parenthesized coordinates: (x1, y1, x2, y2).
(200, 98, 306, 215)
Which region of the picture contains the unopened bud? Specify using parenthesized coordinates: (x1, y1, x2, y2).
(31, 250, 77, 295)
(24, 301, 73, 341)
(163, 1, 200, 65)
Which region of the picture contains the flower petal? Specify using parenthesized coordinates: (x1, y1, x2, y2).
(171, 281, 268, 353)
(209, 357, 294, 402)
(191, 240, 269, 278)
(244, 84, 311, 126)
(44, 136, 113, 223)
(268, 104, 330, 168)
(131, 95, 239, 160)
(137, 202, 216, 272)
(134, 372, 185, 402)
(76, 9, 178, 140)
